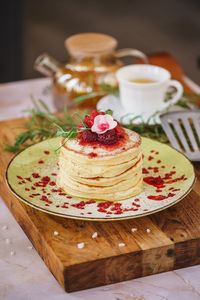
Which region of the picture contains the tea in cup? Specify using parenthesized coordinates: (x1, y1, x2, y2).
(116, 64, 183, 120)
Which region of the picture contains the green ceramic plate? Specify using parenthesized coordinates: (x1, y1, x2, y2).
(6, 137, 195, 221)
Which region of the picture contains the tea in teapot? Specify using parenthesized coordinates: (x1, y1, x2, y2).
(35, 33, 147, 110)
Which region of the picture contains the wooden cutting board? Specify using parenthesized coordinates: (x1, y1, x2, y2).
(1, 53, 200, 292)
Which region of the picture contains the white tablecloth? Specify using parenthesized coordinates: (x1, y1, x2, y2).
(1, 78, 200, 300)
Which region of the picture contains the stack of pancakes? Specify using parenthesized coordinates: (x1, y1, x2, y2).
(57, 128, 143, 201)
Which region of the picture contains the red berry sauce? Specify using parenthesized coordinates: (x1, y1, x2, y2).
(78, 111, 127, 149)
(79, 125, 127, 149)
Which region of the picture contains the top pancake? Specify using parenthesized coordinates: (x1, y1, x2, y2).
(60, 128, 141, 165)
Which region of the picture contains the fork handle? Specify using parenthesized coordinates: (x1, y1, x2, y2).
(162, 80, 183, 110)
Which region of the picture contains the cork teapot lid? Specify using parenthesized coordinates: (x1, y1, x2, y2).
(65, 33, 118, 58)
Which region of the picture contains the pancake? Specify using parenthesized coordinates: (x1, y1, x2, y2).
(57, 176, 143, 201)
(57, 127, 143, 201)
(60, 157, 143, 187)
(58, 152, 142, 178)
(58, 172, 142, 193)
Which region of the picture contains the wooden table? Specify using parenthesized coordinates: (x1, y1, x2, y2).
(1, 54, 200, 299)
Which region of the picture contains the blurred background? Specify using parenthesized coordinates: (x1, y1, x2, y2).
(1, 0, 200, 83)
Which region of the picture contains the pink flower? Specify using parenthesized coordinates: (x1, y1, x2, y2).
(91, 114, 117, 134)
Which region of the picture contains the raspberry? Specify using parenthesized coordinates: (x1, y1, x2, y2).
(80, 130, 98, 143)
(97, 129, 118, 145)
(114, 125, 124, 138)
(82, 115, 94, 128)
(82, 110, 104, 128)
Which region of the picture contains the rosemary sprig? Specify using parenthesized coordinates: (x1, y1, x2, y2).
(4, 91, 200, 153)
(53, 121, 90, 151)
(4, 99, 86, 153)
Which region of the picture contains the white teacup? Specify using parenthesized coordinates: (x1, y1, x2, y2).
(116, 64, 183, 120)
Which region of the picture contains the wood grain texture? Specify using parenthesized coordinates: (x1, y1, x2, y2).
(0, 54, 200, 292)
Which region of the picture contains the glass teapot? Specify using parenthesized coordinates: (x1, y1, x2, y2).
(35, 33, 148, 110)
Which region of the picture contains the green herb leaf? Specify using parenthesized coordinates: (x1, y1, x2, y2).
(105, 109, 113, 116)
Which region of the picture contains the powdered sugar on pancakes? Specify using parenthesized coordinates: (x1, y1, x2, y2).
(62, 128, 141, 158)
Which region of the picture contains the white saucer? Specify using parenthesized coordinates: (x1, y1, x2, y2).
(97, 94, 161, 125)
(97, 94, 188, 125)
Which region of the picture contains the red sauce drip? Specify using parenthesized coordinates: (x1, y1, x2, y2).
(42, 176, 51, 183)
(34, 176, 51, 188)
(17, 175, 23, 180)
(142, 168, 149, 174)
(96, 201, 139, 214)
(168, 187, 175, 190)
(148, 193, 175, 201)
(168, 192, 175, 197)
(25, 177, 32, 182)
(148, 166, 159, 173)
(143, 176, 165, 188)
(44, 150, 50, 155)
(61, 204, 69, 209)
(164, 174, 185, 184)
(49, 181, 56, 186)
(40, 195, 52, 204)
(172, 188, 180, 192)
(85, 200, 96, 204)
(38, 160, 44, 164)
(97, 201, 112, 213)
(132, 202, 141, 208)
(32, 173, 40, 178)
(51, 188, 62, 193)
(148, 155, 154, 161)
(72, 201, 86, 209)
(88, 152, 98, 158)
(134, 198, 140, 202)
